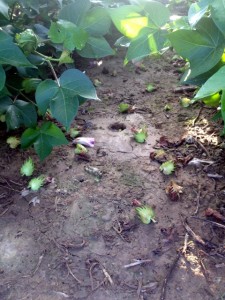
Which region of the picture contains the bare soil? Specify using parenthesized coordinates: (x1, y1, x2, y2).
(0, 50, 225, 300)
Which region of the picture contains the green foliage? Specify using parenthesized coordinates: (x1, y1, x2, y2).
(0, 0, 112, 159)
(21, 122, 68, 161)
(109, 1, 171, 63)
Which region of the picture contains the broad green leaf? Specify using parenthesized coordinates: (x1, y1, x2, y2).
(21, 121, 68, 160)
(194, 66, 225, 99)
(0, 0, 9, 19)
(48, 20, 88, 51)
(59, 0, 91, 25)
(125, 27, 167, 63)
(0, 31, 34, 67)
(188, 0, 210, 27)
(109, 5, 148, 39)
(143, 1, 170, 28)
(50, 91, 79, 129)
(59, 69, 98, 100)
(0, 65, 6, 90)
(77, 36, 115, 58)
(35, 69, 98, 129)
(2, 99, 37, 130)
(35, 79, 58, 114)
(80, 7, 111, 37)
(169, 18, 225, 79)
(211, 0, 225, 36)
(0, 96, 11, 114)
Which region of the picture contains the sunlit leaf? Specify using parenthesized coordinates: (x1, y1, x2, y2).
(188, 0, 210, 27)
(109, 5, 148, 39)
(125, 27, 167, 63)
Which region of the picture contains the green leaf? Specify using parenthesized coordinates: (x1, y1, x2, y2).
(0, 31, 34, 67)
(50, 91, 79, 130)
(188, 0, 210, 27)
(36, 69, 98, 129)
(125, 27, 167, 63)
(59, 69, 98, 100)
(0, 0, 9, 19)
(0, 65, 6, 90)
(211, 0, 225, 36)
(48, 20, 88, 51)
(194, 66, 225, 99)
(80, 7, 111, 37)
(35, 79, 58, 114)
(77, 36, 115, 58)
(21, 121, 68, 160)
(109, 5, 148, 39)
(2, 99, 37, 130)
(59, 0, 91, 25)
(169, 18, 225, 79)
(143, 1, 170, 28)
(0, 96, 11, 114)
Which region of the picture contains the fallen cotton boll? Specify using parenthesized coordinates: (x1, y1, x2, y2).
(75, 143, 88, 154)
(166, 180, 183, 201)
(7, 136, 20, 148)
(159, 160, 175, 175)
(73, 137, 95, 148)
(28, 176, 45, 191)
(136, 205, 156, 224)
(20, 157, 35, 176)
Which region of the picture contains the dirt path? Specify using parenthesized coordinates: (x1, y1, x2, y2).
(0, 51, 225, 300)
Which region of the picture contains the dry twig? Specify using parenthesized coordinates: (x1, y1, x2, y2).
(123, 259, 152, 269)
(160, 253, 181, 300)
(192, 106, 203, 127)
(65, 260, 82, 285)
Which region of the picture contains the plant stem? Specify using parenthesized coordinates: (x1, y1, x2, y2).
(34, 50, 60, 62)
(6, 84, 37, 106)
(47, 60, 60, 87)
(34, 51, 60, 87)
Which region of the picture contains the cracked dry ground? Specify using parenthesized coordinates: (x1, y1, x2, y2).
(0, 51, 225, 300)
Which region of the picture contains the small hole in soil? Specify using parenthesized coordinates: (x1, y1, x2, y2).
(109, 122, 126, 131)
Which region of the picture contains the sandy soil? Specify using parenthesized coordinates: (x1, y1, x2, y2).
(0, 50, 225, 300)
